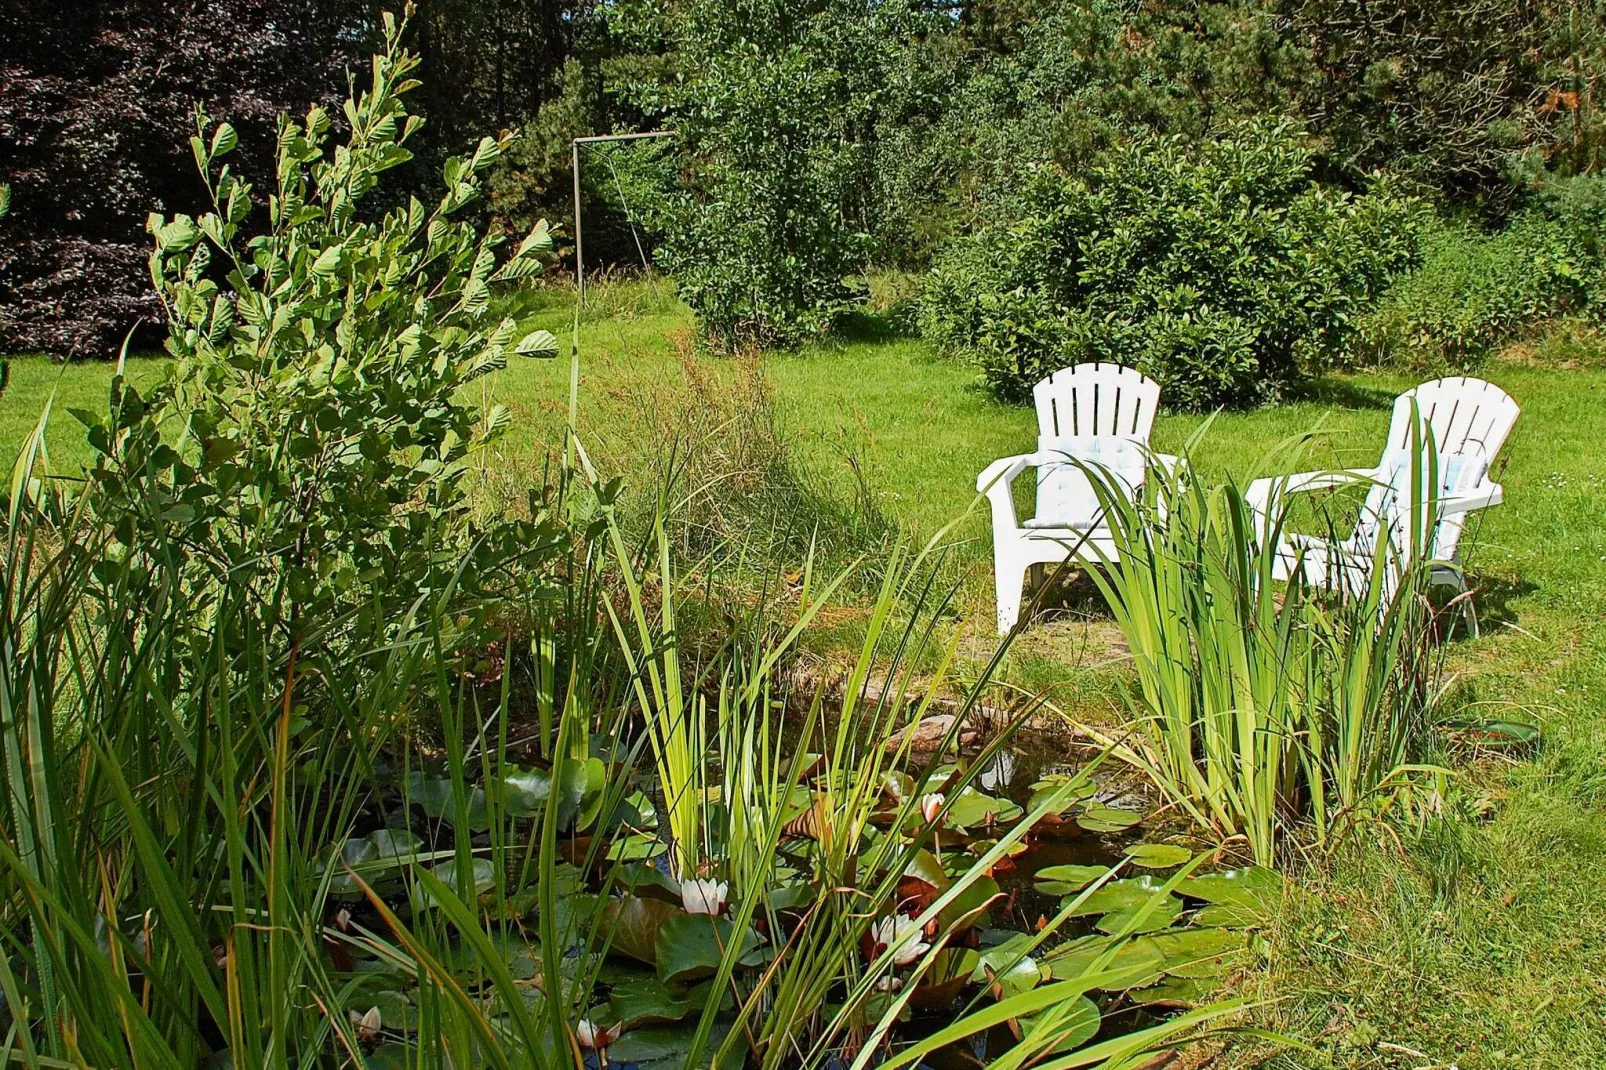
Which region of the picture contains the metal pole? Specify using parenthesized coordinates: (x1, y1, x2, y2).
(569, 131, 676, 308)
(572, 138, 585, 308)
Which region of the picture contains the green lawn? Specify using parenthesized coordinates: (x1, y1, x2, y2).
(5, 285, 1606, 1065)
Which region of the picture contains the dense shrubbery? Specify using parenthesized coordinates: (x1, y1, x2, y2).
(922, 123, 1422, 408)
(607, 0, 920, 347)
(1362, 175, 1606, 368)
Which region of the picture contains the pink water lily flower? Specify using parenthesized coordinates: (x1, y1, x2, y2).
(680, 877, 729, 915)
(870, 914, 931, 966)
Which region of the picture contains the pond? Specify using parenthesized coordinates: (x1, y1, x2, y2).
(323, 720, 1276, 1069)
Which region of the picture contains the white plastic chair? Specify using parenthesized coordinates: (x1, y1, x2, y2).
(1246, 376, 1519, 619)
(977, 363, 1177, 635)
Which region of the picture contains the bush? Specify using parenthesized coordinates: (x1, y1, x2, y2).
(85, 16, 561, 640)
(611, 0, 911, 348)
(921, 121, 1422, 409)
(1361, 175, 1606, 368)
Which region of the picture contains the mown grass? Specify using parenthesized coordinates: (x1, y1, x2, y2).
(4, 278, 1606, 1065)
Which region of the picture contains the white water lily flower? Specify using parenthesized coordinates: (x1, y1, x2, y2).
(680, 877, 729, 916)
(871, 914, 931, 967)
(576, 1019, 621, 1050)
(920, 793, 945, 823)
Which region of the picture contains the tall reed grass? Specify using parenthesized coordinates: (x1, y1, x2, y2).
(1069, 426, 1448, 866)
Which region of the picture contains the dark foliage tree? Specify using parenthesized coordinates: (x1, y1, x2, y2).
(0, 0, 371, 357)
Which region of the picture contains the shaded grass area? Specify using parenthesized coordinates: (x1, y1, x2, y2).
(4, 280, 1606, 1064)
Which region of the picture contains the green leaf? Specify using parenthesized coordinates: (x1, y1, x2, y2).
(1181, 866, 1282, 921)
(1094, 894, 1182, 934)
(1062, 876, 1169, 917)
(1123, 844, 1192, 869)
(210, 122, 238, 157)
(1032, 863, 1108, 895)
(1076, 803, 1142, 833)
(944, 787, 1023, 828)
(653, 913, 762, 985)
(516, 329, 560, 358)
(599, 895, 681, 966)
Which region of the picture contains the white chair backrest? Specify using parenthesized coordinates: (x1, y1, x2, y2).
(1360, 377, 1518, 564)
(1028, 365, 1160, 528)
(1033, 363, 1161, 440)
(1383, 376, 1519, 461)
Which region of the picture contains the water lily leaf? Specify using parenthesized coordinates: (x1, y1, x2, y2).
(765, 882, 816, 912)
(1032, 864, 1108, 895)
(1094, 894, 1183, 934)
(409, 859, 495, 912)
(1181, 866, 1281, 921)
(606, 1021, 741, 1070)
(405, 772, 489, 829)
(1063, 875, 1169, 917)
(1129, 976, 1216, 1008)
(1027, 777, 1096, 814)
(494, 759, 596, 829)
(1019, 995, 1100, 1053)
(1041, 935, 1162, 988)
(940, 875, 1000, 930)
(367, 829, 422, 860)
(945, 787, 1023, 828)
(1123, 844, 1192, 869)
(1075, 803, 1142, 833)
(607, 978, 699, 1028)
(614, 863, 682, 904)
(971, 934, 1042, 998)
(902, 849, 950, 893)
(598, 895, 680, 966)
(1147, 927, 1250, 979)
(608, 832, 668, 862)
(1193, 903, 1260, 927)
(654, 914, 763, 985)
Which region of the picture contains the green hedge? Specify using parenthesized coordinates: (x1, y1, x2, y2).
(920, 122, 1422, 409)
(1360, 176, 1606, 368)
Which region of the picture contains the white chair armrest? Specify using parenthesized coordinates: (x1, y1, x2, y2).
(1442, 481, 1503, 514)
(1246, 467, 1382, 523)
(976, 453, 1039, 494)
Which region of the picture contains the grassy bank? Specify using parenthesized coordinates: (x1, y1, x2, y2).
(3, 281, 1605, 1065)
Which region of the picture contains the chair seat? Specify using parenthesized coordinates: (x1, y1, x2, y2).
(1022, 516, 1103, 531)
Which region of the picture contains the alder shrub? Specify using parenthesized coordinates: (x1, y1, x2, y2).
(922, 121, 1423, 409)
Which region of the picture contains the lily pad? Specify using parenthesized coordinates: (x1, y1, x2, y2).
(408, 858, 495, 912)
(404, 772, 489, 829)
(1123, 844, 1192, 869)
(1041, 935, 1163, 989)
(1181, 866, 1282, 921)
(1147, 927, 1250, 979)
(1019, 995, 1100, 1054)
(1093, 894, 1183, 934)
(654, 914, 763, 984)
(614, 863, 682, 904)
(607, 978, 700, 1028)
(1075, 803, 1142, 833)
(599, 895, 681, 967)
(1129, 976, 1217, 1008)
(945, 787, 1023, 829)
(971, 934, 1042, 998)
(1032, 864, 1108, 895)
(1063, 875, 1169, 917)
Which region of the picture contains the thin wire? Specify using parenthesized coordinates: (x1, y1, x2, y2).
(603, 147, 652, 273)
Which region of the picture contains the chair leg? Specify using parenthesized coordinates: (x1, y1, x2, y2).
(995, 554, 1029, 636)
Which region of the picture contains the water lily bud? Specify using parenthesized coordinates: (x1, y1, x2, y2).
(680, 877, 729, 916)
(920, 793, 945, 823)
